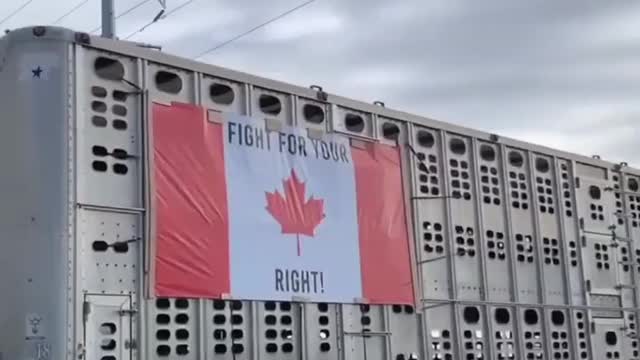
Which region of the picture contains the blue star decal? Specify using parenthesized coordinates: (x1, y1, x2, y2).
(32, 66, 43, 78)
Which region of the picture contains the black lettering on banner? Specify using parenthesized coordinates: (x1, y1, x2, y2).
(275, 269, 284, 291)
(227, 121, 349, 163)
(228, 121, 237, 144)
(274, 269, 326, 294)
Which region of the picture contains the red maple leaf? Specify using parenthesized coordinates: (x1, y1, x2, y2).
(265, 169, 325, 256)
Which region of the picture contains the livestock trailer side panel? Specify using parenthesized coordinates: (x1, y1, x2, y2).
(0, 26, 639, 360)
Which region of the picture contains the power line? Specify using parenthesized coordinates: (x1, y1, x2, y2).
(90, 0, 153, 34)
(52, 0, 91, 25)
(124, 0, 197, 40)
(0, 0, 36, 28)
(194, 0, 317, 59)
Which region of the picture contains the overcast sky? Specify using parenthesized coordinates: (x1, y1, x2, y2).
(2, 0, 639, 166)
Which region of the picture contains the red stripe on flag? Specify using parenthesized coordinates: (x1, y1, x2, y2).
(353, 142, 415, 305)
(153, 102, 230, 298)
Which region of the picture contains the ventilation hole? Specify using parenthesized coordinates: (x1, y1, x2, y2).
(176, 329, 189, 340)
(91, 86, 107, 98)
(100, 339, 116, 350)
(303, 103, 325, 124)
(110, 149, 128, 160)
(266, 343, 278, 353)
(320, 343, 331, 352)
(113, 163, 128, 175)
(92, 116, 107, 127)
(155, 70, 183, 94)
(282, 343, 294, 353)
(209, 83, 235, 105)
(535, 157, 550, 173)
(318, 303, 329, 312)
(156, 329, 170, 341)
(480, 144, 496, 162)
(213, 329, 227, 341)
(589, 186, 602, 200)
(417, 130, 435, 148)
(113, 119, 128, 130)
(551, 311, 565, 326)
(319, 315, 329, 325)
(265, 315, 277, 325)
(156, 298, 170, 309)
(280, 302, 292, 311)
(231, 344, 244, 354)
(345, 113, 365, 133)
(524, 309, 539, 325)
(629, 178, 639, 192)
(102, 356, 116, 360)
(92, 101, 107, 113)
(156, 345, 171, 357)
(509, 151, 524, 167)
(449, 138, 466, 155)
(113, 90, 128, 102)
(175, 299, 189, 309)
(213, 300, 225, 310)
(92, 145, 108, 157)
(463, 307, 480, 324)
(281, 315, 292, 325)
(213, 314, 226, 325)
(231, 300, 243, 311)
(231, 329, 243, 339)
(92, 161, 107, 172)
(259, 94, 282, 115)
(265, 302, 276, 311)
(232, 314, 243, 325)
(320, 329, 330, 339)
(176, 345, 189, 355)
(606, 331, 617, 346)
(156, 314, 170, 324)
(175, 314, 189, 324)
(265, 329, 277, 339)
(382, 122, 401, 141)
(94, 57, 124, 80)
(495, 308, 510, 324)
(112, 105, 127, 116)
(281, 329, 293, 339)
(113, 242, 128, 253)
(92, 241, 108, 252)
(99, 323, 116, 335)
(214, 344, 227, 354)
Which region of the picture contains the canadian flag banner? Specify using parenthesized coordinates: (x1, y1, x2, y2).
(152, 102, 415, 305)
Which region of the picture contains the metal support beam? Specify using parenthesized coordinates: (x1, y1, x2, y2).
(101, 0, 116, 38)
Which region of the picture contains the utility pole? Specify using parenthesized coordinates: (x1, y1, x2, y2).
(101, 0, 166, 38)
(101, 0, 116, 38)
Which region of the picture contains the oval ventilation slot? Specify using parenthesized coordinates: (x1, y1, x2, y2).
(508, 151, 524, 167)
(345, 113, 365, 133)
(303, 103, 325, 124)
(480, 144, 496, 161)
(416, 130, 435, 148)
(535, 157, 550, 173)
(155, 70, 183, 94)
(449, 138, 466, 155)
(94, 57, 124, 80)
(382, 122, 400, 140)
(259, 94, 282, 115)
(210, 83, 235, 105)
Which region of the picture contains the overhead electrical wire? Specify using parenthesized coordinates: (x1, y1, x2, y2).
(0, 0, 36, 28)
(52, 0, 91, 25)
(90, 0, 153, 34)
(194, 0, 317, 59)
(124, 0, 197, 40)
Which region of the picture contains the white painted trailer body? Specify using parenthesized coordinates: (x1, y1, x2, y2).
(0, 25, 639, 360)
